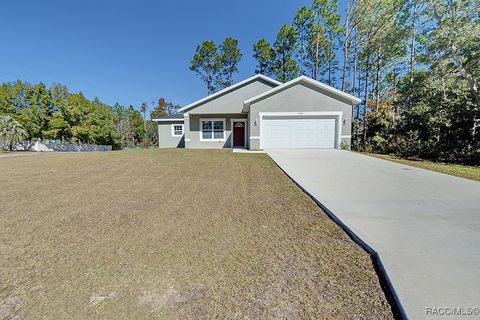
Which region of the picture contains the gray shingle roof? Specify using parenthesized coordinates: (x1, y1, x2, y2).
(152, 114, 184, 122)
(157, 114, 183, 119)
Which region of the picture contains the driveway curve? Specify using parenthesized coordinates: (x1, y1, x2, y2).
(266, 149, 480, 320)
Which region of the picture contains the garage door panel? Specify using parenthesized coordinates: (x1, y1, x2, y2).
(261, 116, 336, 149)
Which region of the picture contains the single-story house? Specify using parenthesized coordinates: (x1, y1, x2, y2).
(153, 74, 361, 150)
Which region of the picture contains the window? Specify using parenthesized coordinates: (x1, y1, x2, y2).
(200, 119, 225, 141)
(171, 124, 184, 137)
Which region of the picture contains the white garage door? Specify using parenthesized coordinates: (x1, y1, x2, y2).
(261, 116, 336, 149)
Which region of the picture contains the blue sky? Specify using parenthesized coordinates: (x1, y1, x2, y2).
(0, 0, 343, 110)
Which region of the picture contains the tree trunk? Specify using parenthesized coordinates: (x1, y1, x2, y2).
(314, 12, 321, 80)
(341, 17, 350, 91)
(328, 60, 332, 85)
(363, 54, 370, 145)
(356, 53, 361, 97)
(392, 66, 398, 123)
(354, 56, 361, 145)
(143, 111, 147, 134)
(207, 69, 214, 94)
(375, 50, 381, 110)
(352, 28, 358, 96)
(355, 55, 362, 96)
(352, 51, 357, 96)
(341, 40, 348, 91)
(409, 0, 417, 83)
(300, 39, 305, 76)
(314, 38, 320, 80)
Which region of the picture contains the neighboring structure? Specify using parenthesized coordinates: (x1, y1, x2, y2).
(153, 114, 185, 148)
(154, 75, 360, 150)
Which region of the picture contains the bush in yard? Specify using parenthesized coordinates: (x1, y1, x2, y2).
(141, 137, 153, 148)
(365, 101, 396, 154)
(392, 130, 432, 159)
(338, 141, 350, 150)
(369, 135, 389, 153)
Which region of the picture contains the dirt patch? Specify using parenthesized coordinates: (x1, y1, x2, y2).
(90, 292, 117, 307)
(0, 297, 22, 320)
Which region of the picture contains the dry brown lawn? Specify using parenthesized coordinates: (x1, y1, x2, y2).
(0, 149, 394, 319)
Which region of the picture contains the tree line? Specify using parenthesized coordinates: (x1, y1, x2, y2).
(190, 0, 479, 164)
(342, 0, 479, 164)
(0, 80, 179, 150)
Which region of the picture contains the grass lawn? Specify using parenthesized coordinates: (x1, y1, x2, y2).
(363, 153, 480, 182)
(0, 150, 393, 319)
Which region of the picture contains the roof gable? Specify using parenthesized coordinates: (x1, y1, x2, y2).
(243, 76, 361, 111)
(179, 74, 281, 113)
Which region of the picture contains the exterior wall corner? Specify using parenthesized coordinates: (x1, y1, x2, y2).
(183, 114, 191, 148)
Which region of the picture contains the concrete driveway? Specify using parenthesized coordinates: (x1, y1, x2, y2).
(266, 149, 480, 320)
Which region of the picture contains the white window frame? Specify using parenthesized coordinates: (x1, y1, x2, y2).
(171, 124, 184, 137)
(199, 118, 226, 142)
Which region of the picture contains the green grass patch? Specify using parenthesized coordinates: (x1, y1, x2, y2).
(364, 153, 480, 182)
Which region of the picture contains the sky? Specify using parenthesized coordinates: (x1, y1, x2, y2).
(0, 0, 344, 110)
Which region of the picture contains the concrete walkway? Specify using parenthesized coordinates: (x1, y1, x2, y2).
(266, 149, 480, 320)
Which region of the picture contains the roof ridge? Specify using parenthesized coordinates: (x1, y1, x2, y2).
(243, 76, 361, 110)
(179, 74, 282, 113)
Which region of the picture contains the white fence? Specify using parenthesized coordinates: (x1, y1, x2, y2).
(11, 141, 112, 152)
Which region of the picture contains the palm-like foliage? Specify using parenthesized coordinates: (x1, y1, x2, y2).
(0, 115, 28, 150)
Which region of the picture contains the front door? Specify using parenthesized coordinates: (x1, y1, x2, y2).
(233, 122, 245, 147)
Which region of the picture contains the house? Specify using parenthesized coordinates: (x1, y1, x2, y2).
(153, 74, 361, 150)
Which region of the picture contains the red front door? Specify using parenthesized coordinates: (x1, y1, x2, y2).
(233, 122, 245, 147)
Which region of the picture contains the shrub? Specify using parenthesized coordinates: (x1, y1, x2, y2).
(393, 131, 429, 159)
(141, 138, 153, 148)
(339, 141, 350, 150)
